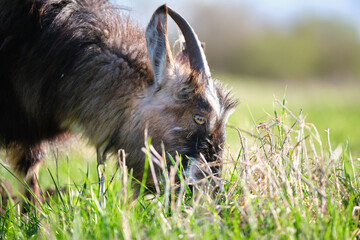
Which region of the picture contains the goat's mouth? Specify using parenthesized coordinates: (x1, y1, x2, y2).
(184, 156, 223, 190)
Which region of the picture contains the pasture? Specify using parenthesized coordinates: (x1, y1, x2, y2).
(225, 75, 360, 156)
(1, 76, 359, 239)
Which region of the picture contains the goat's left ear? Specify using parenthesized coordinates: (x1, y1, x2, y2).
(146, 5, 173, 88)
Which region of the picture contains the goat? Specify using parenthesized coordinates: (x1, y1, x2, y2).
(0, 0, 236, 205)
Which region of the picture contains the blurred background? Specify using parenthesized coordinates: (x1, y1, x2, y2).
(115, 0, 360, 155)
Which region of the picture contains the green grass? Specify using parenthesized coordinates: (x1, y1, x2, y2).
(223, 75, 360, 155)
(1, 77, 360, 239)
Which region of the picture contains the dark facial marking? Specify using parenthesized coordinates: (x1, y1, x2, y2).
(195, 95, 211, 112)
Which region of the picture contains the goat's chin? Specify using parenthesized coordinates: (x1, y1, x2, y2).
(185, 157, 203, 184)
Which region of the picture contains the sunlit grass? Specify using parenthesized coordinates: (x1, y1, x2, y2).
(1, 79, 360, 239)
(222, 74, 360, 155)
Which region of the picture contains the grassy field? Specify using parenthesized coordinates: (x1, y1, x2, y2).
(1, 76, 360, 239)
(223, 75, 360, 156)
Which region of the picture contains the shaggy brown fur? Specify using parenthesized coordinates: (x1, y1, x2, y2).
(0, 0, 236, 200)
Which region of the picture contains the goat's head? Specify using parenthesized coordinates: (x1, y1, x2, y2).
(133, 5, 236, 188)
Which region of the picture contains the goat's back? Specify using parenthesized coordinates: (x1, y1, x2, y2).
(0, 0, 151, 146)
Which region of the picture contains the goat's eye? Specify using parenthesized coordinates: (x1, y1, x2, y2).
(193, 114, 206, 125)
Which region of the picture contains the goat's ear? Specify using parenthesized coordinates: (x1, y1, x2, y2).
(146, 5, 173, 88)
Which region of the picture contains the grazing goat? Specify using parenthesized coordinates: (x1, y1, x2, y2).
(0, 0, 236, 204)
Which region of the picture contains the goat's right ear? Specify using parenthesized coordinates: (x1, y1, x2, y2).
(146, 5, 173, 88)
